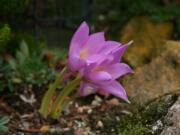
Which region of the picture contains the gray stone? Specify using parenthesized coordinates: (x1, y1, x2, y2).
(161, 96, 180, 135)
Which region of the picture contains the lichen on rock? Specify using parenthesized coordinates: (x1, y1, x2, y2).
(161, 94, 180, 135)
(102, 94, 178, 135)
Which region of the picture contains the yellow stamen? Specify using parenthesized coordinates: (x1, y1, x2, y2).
(93, 66, 105, 72)
(80, 49, 88, 59)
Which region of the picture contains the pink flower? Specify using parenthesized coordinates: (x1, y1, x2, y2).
(80, 44, 133, 101)
(68, 22, 120, 71)
(68, 21, 133, 101)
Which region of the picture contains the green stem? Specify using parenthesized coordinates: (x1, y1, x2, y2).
(51, 75, 81, 119)
(39, 67, 67, 118)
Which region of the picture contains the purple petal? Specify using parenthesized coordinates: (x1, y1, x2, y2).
(86, 54, 112, 65)
(68, 54, 86, 71)
(101, 81, 129, 101)
(107, 63, 133, 79)
(79, 82, 97, 96)
(71, 21, 89, 46)
(100, 41, 121, 55)
(113, 44, 129, 63)
(105, 41, 122, 46)
(89, 71, 112, 83)
(68, 22, 89, 71)
(108, 41, 133, 63)
(69, 22, 89, 54)
(86, 32, 105, 54)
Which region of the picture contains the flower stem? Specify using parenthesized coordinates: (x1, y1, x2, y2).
(39, 67, 67, 118)
(50, 75, 81, 119)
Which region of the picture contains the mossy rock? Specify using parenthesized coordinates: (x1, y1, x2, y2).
(102, 94, 178, 135)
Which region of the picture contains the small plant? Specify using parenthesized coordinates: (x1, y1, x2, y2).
(0, 39, 57, 93)
(0, 58, 12, 92)
(40, 22, 133, 119)
(0, 24, 11, 52)
(7, 40, 56, 87)
(0, 116, 10, 134)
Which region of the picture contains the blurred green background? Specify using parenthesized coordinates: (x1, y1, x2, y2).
(0, 0, 180, 47)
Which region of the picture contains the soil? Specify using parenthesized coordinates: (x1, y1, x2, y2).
(0, 84, 131, 135)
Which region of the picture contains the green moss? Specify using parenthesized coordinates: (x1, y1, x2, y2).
(115, 112, 151, 135)
(102, 94, 177, 135)
(120, 123, 149, 135)
(141, 94, 176, 123)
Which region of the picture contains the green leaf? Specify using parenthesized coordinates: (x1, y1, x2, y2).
(0, 125, 8, 133)
(8, 58, 16, 70)
(20, 40, 29, 57)
(0, 116, 10, 133)
(16, 50, 25, 64)
(39, 67, 67, 118)
(0, 116, 10, 125)
(51, 75, 81, 119)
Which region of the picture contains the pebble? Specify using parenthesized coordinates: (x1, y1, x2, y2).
(74, 120, 85, 128)
(96, 120, 104, 128)
(108, 98, 120, 105)
(75, 103, 79, 108)
(77, 107, 84, 113)
(95, 96, 102, 103)
(77, 106, 92, 114)
(87, 109, 93, 114)
(152, 120, 163, 133)
(91, 96, 103, 106)
(91, 100, 101, 106)
(115, 116, 120, 121)
(22, 121, 30, 128)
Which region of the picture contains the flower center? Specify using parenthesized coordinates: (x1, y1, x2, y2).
(93, 66, 105, 72)
(80, 49, 88, 59)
